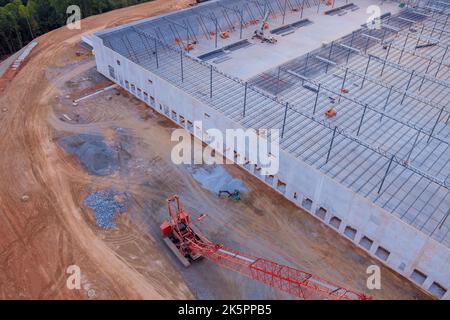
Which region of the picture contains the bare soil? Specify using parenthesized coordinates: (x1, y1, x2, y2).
(0, 0, 432, 300)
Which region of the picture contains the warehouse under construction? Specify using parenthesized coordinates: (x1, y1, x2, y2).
(90, 0, 450, 299)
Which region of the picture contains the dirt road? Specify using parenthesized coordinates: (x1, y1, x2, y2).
(0, 0, 431, 299)
(0, 0, 194, 300)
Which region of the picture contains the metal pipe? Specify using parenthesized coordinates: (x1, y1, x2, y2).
(435, 45, 449, 77)
(380, 44, 391, 76)
(401, 70, 415, 105)
(326, 127, 337, 164)
(181, 52, 184, 82)
(378, 155, 395, 194)
(361, 56, 371, 88)
(313, 84, 321, 114)
(281, 102, 289, 138)
(210, 65, 213, 98)
(356, 104, 368, 136)
(428, 105, 445, 143)
(243, 82, 248, 117)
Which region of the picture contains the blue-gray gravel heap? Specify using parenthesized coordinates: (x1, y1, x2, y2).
(58, 134, 119, 176)
(84, 189, 129, 229)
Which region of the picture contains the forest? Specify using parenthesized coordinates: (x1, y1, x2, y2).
(0, 0, 152, 59)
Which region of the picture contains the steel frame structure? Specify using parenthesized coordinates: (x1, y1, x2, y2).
(99, 0, 450, 247)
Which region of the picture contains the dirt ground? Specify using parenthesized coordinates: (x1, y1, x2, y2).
(0, 0, 432, 300)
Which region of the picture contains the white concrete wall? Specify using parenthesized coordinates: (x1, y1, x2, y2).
(93, 35, 450, 299)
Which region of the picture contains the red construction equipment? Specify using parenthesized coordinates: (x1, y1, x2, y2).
(161, 195, 371, 300)
(325, 107, 337, 118)
(220, 31, 230, 39)
(186, 43, 195, 51)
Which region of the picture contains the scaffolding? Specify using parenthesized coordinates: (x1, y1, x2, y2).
(98, 0, 450, 247)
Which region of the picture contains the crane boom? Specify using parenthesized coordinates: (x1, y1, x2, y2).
(160, 195, 371, 300)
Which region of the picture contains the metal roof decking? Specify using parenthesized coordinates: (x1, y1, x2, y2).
(97, 1, 450, 247)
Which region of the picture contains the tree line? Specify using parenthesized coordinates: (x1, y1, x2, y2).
(0, 0, 152, 58)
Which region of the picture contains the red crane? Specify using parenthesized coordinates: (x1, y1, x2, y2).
(160, 195, 371, 300)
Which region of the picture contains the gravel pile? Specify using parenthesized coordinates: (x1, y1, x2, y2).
(84, 189, 129, 229)
(185, 164, 247, 194)
(58, 134, 119, 176)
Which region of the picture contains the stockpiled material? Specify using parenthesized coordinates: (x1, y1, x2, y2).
(58, 134, 119, 176)
(186, 165, 247, 194)
(84, 189, 129, 229)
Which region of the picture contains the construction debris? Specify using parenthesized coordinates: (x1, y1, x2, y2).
(186, 165, 247, 195)
(58, 134, 120, 176)
(218, 190, 241, 202)
(325, 107, 337, 118)
(11, 42, 38, 71)
(84, 189, 129, 229)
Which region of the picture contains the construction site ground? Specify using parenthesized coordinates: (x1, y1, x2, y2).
(0, 0, 432, 300)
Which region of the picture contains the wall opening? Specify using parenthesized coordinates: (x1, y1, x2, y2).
(344, 226, 357, 240)
(276, 180, 287, 194)
(429, 282, 447, 298)
(179, 115, 186, 127)
(302, 198, 313, 210)
(108, 65, 115, 79)
(329, 216, 342, 229)
(187, 120, 194, 132)
(375, 246, 390, 261)
(266, 175, 274, 185)
(411, 269, 427, 285)
(359, 236, 373, 250)
(315, 207, 327, 220)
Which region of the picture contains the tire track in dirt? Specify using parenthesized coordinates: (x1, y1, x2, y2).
(0, 0, 195, 300)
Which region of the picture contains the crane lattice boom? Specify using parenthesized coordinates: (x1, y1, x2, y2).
(160, 195, 371, 300)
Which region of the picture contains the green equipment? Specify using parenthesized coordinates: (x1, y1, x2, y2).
(218, 190, 241, 202)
